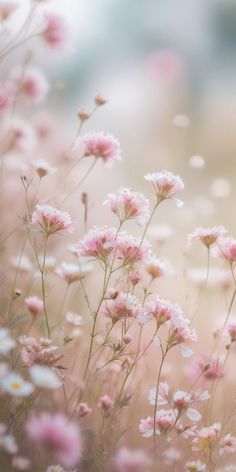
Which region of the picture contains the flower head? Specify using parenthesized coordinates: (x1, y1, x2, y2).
(144, 171, 184, 205)
(56, 262, 92, 284)
(32, 204, 73, 235)
(187, 226, 226, 248)
(42, 13, 67, 48)
(25, 412, 82, 468)
(74, 131, 121, 167)
(1, 372, 34, 397)
(33, 159, 57, 178)
(100, 291, 141, 323)
(103, 188, 150, 226)
(114, 447, 151, 472)
(18, 336, 58, 367)
(213, 237, 236, 261)
(24, 296, 43, 316)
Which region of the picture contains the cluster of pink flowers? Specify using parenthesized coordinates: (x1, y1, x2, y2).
(100, 290, 142, 323)
(32, 204, 73, 236)
(18, 336, 58, 367)
(73, 131, 121, 166)
(103, 187, 150, 226)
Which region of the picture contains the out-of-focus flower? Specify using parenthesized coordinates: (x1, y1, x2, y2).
(147, 223, 173, 245)
(103, 188, 150, 226)
(77, 402, 92, 418)
(33, 159, 57, 178)
(10, 254, 32, 273)
(145, 257, 172, 279)
(100, 291, 141, 323)
(147, 49, 184, 83)
(144, 171, 184, 206)
(73, 131, 121, 167)
(129, 270, 142, 286)
(0, 85, 13, 112)
(18, 336, 58, 367)
(191, 356, 223, 381)
(11, 456, 31, 470)
(32, 204, 73, 235)
(0, 1, 18, 21)
(78, 107, 90, 121)
(114, 447, 151, 472)
(185, 460, 207, 471)
(97, 394, 113, 411)
(56, 262, 92, 284)
(0, 423, 18, 454)
(42, 13, 67, 48)
(213, 237, 236, 262)
(219, 434, 236, 455)
(0, 372, 34, 397)
(10, 119, 37, 152)
(66, 312, 83, 326)
(12, 67, 49, 103)
(25, 412, 82, 468)
(187, 226, 226, 248)
(192, 422, 221, 453)
(0, 328, 15, 354)
(25, 296, 43, 316)
(94, 93, 108, 106)
(29, 365, 62, 390)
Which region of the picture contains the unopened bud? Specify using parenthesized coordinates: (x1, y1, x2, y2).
(78, 107, 90, 121)
(94, 93, 108, 106)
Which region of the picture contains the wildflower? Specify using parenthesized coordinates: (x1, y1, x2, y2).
(148, 382, 170, 406)
(78, 107, 90, 121)
(32, 204, 73, 235)
(0, 1, 18, 21)
(185, 460, 207, 471)
(139, 410, 176, 437)
(25, 412, 82, 467)
(219, 434, 236, 455)
(10, 118, 37, 152)
(143, 297, 182, 326)
(14, 67, 49, 103)
(129, 270, 142, 286)
(66, 312, 83, 326)
(103, 188, 150, 226)
(145, 257, 172, 279)
(73, 131, 121, 167)
(42, 13, 67, 48)
(187, 226, 226, 248)
(94, 93, 108, 106)
(144, 171, 184, 206)
(116, 232, 151, 264)
(0, 423, 18, 454)
(77, 402, 92, 418)
(56, 262, 92, 284)
(76, 226, 117, 261)
(114, 447, 151, 472)
(29, 365, 62, 390)
(1, 372, 34, 397)
(97, 394, 113, 411)
(100, 291, 141, 323)
(0, 328, 15, 354)
(33, 159, 57, 178)
(192, 423, 221, 453)
(18, 336, 58, 367)
(24, 296, 43, 316)
(213, 237, 236, 261)
(193, 356, 223, 381)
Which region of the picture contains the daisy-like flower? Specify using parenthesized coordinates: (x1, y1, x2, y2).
(219, 434, 236, 455)
(73, 131, 121, 167)
(114, 447, 152, 472)
(192, 422, 221, 453)
(25, 296, 43, 316)
(56, 262, 92, 284)
(185, 460, 207, 471)
(18, 336, 58, 367)
(29, 365, 62, 390)
(213, 236, 236, 262)
(144, 170, 184, 206)
(76, 226, 117, 261)
(0, 423, 18, 454)
(100, 291, 141, 323)
(139, 410, 176, 437)
(103, 188, 150, 226)
(0, 372, 34, 397)
(33, 159, 57, 178)
(0, 328, 15, 354)
(32, 204, 73, 235)
(25, 412, 82, 468)
(42, 13, 67, 48)
(187, 226, 226, 248)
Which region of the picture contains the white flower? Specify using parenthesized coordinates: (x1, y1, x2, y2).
(0, 329, 15, 354)
(0, 423, 18, 454)
(66, 312, 83, 326)
(1, 373, 34, 397)
(29, 365, 62, 390)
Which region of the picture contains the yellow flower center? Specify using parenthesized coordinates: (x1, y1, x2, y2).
(11, 382, 22, 390)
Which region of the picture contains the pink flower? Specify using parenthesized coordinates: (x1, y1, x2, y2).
(144, 171, 184, 205)
(192, 356, 223, 381)
(18, 336, 58, 367)
(192, 423, 221, 453)
(33, 159, 57, 178)
(14, 67, 49, 103)
(145, 257, 172, 279)
(76, 226, 117, 261)
(42, 13, 67, 48)
(116, 232, 151, 264)
(32, 204, 73, 235)
(187, 226, 226, 248)
(24, 296, 43, 316)
(73, 131, 121, 167)
(103, 188, 150, 226)
(97, 394, 113, 411)
(56, 262, 91, 284)
(219, 434, 236, 455)
(114, 447, 151, 472)
(0, 86, 12, 112)
(213, 236, 236, 261)
(100, 291, 141, 323)
(25, 412, 82, 468)
(77, 402, 92, 418)
(139, 410, 176, 437)
(143, 297, 182, 326)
